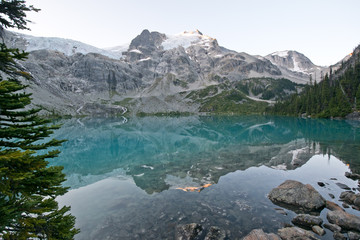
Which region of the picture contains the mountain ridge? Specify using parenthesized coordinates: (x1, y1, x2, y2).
(1, 28, 343, 116)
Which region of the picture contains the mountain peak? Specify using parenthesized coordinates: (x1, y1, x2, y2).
(270, 50, 305, 58)
(181, 29, 203, 36)
(128, 30, 166, 51)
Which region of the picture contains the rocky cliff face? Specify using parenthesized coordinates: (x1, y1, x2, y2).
(331, 44, 360, 80)
(1, 29, 330, 116)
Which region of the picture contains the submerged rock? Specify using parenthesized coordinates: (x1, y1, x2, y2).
(277, 227, 319, 240)
(336, 182, 351, 190)
(204, 226, 226, 240)
(243, 229, 280, 240)
(176, 223, 203, 240)
(274, 208, 287, 216)
(268, 180, 326, 211)
(317, 182, 325, 187)
(291, 214, 323, 227)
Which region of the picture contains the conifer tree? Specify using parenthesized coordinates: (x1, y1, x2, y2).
(0, 1, 78, 239)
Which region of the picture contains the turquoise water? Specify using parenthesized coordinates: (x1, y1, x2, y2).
(51, 116, 360, 239)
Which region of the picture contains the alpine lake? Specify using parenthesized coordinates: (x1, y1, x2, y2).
(49, 115, 360, 240)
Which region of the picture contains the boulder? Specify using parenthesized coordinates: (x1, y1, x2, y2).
(311, 225, 325, 236)
(291, 214, 323, 227)
(324, 223, 341, 232)
(340, 191, 357, 204)
(268, 180, 326, 211)
(243, 229, 280, 240)
(277, 227, 319, 240)
(327, 210, 360, 232)
(326, 201, 344, 211)
(354, 197, 360, 207)
(333, 231, 346, 240)
(176, 223, 203, 240)
(339, 191, 360, 209)
(345, 172, 360, 180)
(204, 226, 226, 240)
(348, 231, 360, 240)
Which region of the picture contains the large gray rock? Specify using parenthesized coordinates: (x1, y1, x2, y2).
(242, 229, 280, 240)
(268, 180, 326, 211)
(327, 210, 360, 232)
(277, 227, 319, 240)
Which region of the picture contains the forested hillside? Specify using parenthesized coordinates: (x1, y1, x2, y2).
(269, 45, 360, 118)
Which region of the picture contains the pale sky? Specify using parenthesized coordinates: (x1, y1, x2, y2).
(14, 0, 360, 66)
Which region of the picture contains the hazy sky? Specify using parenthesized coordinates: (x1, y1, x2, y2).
(15, 0, 360, 66)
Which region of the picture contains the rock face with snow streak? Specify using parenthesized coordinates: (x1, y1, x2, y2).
(265, 50, 327, 84)
(1, 28, 329, 115)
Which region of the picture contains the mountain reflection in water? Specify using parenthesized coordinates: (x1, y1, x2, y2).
(51, 116, 360, 193)
(52, 116, 360, 240)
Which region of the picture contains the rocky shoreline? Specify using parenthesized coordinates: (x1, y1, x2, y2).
(175, 173, 360, 240)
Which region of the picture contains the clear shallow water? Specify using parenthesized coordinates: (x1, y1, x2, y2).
(50, 116, 360, 239)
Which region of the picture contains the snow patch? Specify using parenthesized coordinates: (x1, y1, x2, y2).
(134, 173, 144, 177)
(141, 165, 154, 170)
(17, 33, 122, 59)
(138, 57, 151, 62)
(289, 147, 308, 165)
(247, 96, 275, 104)
(271, 50, 289, 58)
(271, 164, 287, 170)
(129, 49, 142, 54)
(162, 30, 214, 50)
(292, 57, 303, 72)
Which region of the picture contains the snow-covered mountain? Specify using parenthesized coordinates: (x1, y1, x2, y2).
(1, 28, 333, 116)
(265, 50, 327, 83)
